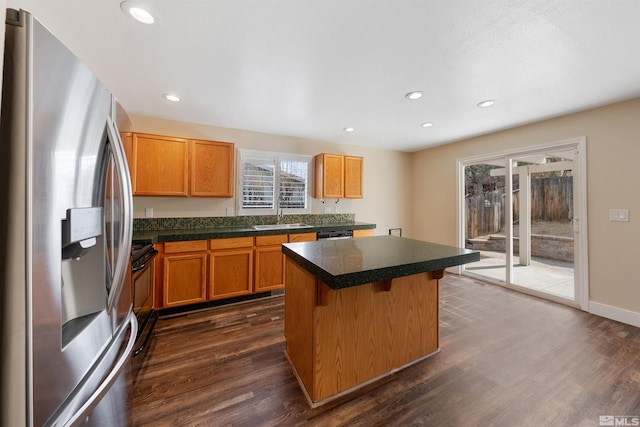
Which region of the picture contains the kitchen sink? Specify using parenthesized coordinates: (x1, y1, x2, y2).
(252, 223, 313, 230)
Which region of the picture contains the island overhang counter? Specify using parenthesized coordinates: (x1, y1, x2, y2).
(281, 235, 480, 406)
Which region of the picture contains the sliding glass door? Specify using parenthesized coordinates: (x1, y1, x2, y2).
(458, 139, 588, 309)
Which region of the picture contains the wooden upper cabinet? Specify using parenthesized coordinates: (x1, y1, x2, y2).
(314, 153, 344, 198)
(132, 133, 189, 196)
(190, 139, 234, 197)
(344, 156, 363, 198)
(126, 132, 235, 197)
(314, 153, 363, 199)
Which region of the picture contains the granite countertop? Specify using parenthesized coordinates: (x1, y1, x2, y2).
(133, 221, 376, 244)
(282, 235, 480, 289)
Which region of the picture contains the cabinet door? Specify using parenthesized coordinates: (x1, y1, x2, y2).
(288, 232, 317, 242)
(190, 140, 234, 197)
(132, 133, 189, 196)
(314, 154, 344, 198)
(163, 253, 207, 307)
(353, 229, 374, 238)
(254, 246, 285, 292)
(209, 249, 253, 299)
(344, 156, 363, 198)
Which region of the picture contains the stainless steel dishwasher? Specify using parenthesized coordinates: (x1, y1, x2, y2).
(316, 230, 353, 240)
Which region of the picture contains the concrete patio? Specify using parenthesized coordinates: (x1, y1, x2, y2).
(464, 250, 575, 300)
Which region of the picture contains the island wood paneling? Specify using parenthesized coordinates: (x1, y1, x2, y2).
(284, 259, 315, 395)
(284, 258, 440, 404)
(312, 272, 438, 402)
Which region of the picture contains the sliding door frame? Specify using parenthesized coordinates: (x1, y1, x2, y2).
(456, 137, 589, 311)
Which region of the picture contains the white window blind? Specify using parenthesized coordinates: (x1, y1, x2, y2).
(279, 158, 308, 209)
(240, 151, 276, 210)
(237, 150, 311, 216)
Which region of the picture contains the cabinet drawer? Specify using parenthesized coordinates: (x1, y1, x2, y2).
(164, 240, 207, 253)
(288, 232, 317, 243)
(255, 234, 288, 246)
(353, 229, 374, 238)
(209, 237, 253, 250)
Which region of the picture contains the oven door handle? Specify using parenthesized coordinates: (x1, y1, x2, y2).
(132, 262, 147, 273)
(132, 250, 158, 273)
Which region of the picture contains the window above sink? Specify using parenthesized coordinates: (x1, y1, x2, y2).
(237, 149, 312, 217)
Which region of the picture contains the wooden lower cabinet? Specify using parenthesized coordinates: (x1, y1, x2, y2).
(209, 248, 253, 299)
(288, 232, 317, 243)
(254, 235, 288, 292)
(162, 240, 208, 308)
(163, 253, 207, 307)
(156, 232, 324, 309)
(353, 229, 374, 238)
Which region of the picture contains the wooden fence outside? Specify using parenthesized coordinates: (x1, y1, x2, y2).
(466, 176, 573, 239)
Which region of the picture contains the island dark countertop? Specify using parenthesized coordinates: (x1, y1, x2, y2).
(282, 235, 480, 289)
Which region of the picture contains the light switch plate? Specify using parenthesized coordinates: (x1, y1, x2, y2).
(145, 208, 153, 218)
(609, 209, 629, 222)
(226, 207, 234, 217)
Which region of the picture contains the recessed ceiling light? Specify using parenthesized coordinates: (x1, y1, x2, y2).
(477, 99, 496, 108)
(120, 2, 159, 25)
(162, 93, 181, 102)
(343, 127, 355, 132)
(420, 122, 433, 128)
(405, 91, 424, 100)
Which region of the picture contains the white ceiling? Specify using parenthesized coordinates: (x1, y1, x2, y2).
(7, 0, 640, 152)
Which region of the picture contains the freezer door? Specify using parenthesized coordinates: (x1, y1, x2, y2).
(48, 313, 138, 427)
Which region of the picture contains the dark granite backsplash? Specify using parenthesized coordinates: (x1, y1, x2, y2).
(133, 213, 356, 231)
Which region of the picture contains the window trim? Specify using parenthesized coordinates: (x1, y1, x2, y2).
(236, 149, 312, 216)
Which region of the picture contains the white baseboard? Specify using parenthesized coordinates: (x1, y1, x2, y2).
(589, 301, 640, 328)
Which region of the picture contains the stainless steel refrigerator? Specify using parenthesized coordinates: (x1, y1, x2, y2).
(0, 8, 137, 426)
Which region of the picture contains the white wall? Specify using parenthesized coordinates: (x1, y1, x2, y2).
(129, 115, 413, 236)
(410, 97, 640, 321)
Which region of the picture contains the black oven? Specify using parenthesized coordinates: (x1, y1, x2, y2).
(131, 242, 158, 378)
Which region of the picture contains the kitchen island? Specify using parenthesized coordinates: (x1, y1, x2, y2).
(282, 235, 479, 406)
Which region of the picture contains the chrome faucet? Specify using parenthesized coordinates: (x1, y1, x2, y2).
(277, 196, 284, 224)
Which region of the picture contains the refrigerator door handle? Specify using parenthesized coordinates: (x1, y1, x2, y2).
(105, 117, 133, 312)
(57, 312, 138, 427)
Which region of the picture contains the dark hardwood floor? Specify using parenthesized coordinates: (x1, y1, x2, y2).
(129, 275, 640, 426)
